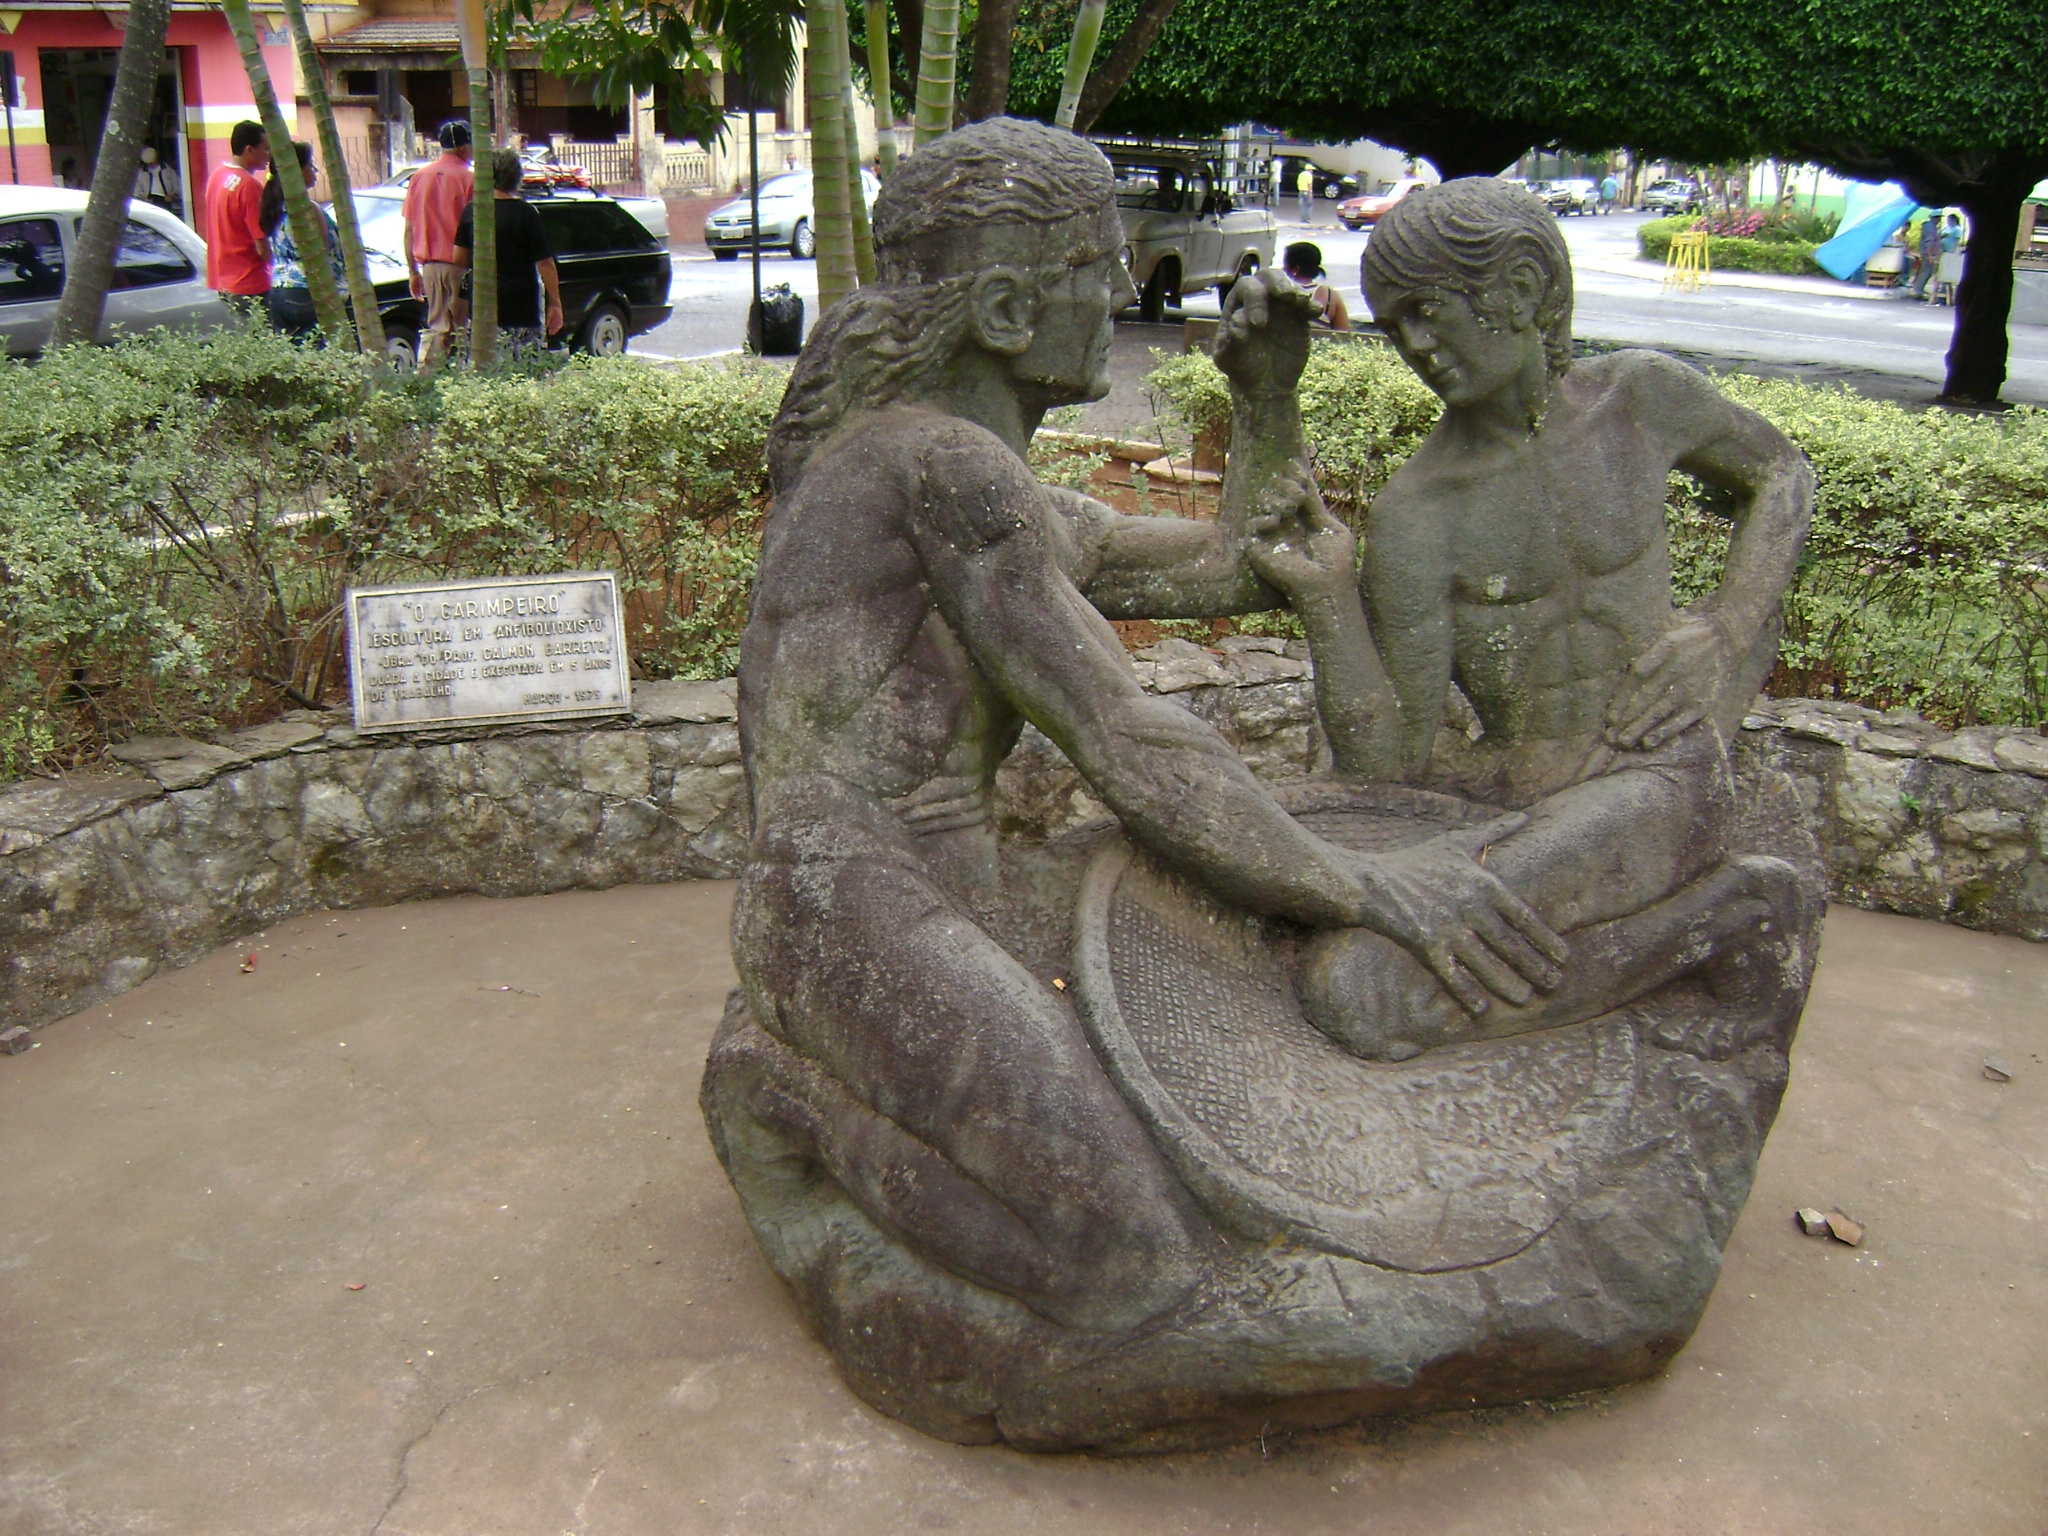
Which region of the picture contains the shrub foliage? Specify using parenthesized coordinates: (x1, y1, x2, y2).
(1637, 214, 1825, 275)
(0, 331, 778, 780)
(1147, 340, 2048, 729)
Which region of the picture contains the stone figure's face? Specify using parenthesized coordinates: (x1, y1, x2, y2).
(1010, 246, 1137, 404)
(1372, 278, 1544, 408)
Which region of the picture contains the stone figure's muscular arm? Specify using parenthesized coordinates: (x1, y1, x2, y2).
(1045, 486, 1281, 620)
(911, 423, 1368, 927)
(914, 422, 1566, 1007)
(1605, 354, 1815, 749)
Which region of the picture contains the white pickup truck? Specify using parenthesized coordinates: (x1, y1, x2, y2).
(1104, 147, 1277, 322)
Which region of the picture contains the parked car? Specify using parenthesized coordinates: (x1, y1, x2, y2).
(1641, 179, 1706, 214)
(349, 186, 672, 362)
(703, 168, 880, 260)
(1337, 177, 1429, 230)
(519, 144, 592, 191)
(1274, 156, 1359, 200)
(376, 163, 667, 241)
(1550, 178, 1600, 215)
(1106, 148, 1277, 321)
(0, 185, 231, 356)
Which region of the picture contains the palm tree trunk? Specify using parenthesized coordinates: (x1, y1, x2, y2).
(49, 0, 172, 347)
(804, 0, 858, 310)
(454, 0, 495, 365)
(278, 0, 384, 354)
(864, 0, 897, 177)
(838, 74, 876, 284)
(911, 0, 958, 148)
(1053, 0, 1106, 131)
(220, 0, 351, 338)
(464, 70, 498, 365)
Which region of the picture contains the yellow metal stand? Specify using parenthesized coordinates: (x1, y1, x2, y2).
(1663, 229, 1710, 292)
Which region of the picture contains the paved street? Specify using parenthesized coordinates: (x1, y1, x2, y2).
(638, 205, 2048, 405)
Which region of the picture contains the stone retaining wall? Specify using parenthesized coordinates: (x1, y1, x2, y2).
(6, 643, 2046, 1031)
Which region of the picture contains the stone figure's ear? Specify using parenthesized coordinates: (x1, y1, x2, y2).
(1500, 256, 1548, 332)
(969, 266, 1037, 356)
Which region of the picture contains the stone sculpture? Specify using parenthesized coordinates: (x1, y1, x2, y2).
(701, 124, 1824, 1452)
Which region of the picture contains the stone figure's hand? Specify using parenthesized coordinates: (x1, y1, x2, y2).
(1245, 467, 1353, 595)
(1345, 815, 1569, 1015)
(1605, 614, 1732, 750)
(1214, 267, 1314, 397)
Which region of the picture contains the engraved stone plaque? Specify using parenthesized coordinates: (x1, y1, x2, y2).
(346, 572, 630, 733)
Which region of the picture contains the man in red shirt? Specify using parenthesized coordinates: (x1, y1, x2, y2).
(403, 120, 475, 367)
(204, 121, 271, 311)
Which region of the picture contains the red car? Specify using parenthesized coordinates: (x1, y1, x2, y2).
(519, 147, 591, 192)
(1337, 177, 1429, 230)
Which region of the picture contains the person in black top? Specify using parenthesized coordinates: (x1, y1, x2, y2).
(455, 149, 565, 354)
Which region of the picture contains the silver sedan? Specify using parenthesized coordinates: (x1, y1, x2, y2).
(704, 169, 879, 260)
(0, 185, 231, 356)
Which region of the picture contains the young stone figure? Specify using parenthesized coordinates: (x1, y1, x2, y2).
(709, 121, 1561, 1338)
(1245, 177, 1816, 1061)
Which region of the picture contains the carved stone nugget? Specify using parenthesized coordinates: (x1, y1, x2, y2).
(700, 126, 1822, 1451)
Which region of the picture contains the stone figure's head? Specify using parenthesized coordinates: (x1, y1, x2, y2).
(1360, 178, 1573, 407)
(768, 118, 1134, 489)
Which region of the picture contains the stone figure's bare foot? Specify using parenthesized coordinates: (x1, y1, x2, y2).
(1642, 855, 1814, 1061)
(1298, 855, 1808, 1064)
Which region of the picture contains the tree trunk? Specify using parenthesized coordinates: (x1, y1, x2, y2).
(1054, 0, 1107, 132)
(49, 0, 172, 347)
(279, 0, 384, 355)
(1071, 0, 1179, 135)
(220, 0, 351, 339)
(839, 72, 876, 283)
(466, 68, 498, 366)
(805, 0, 859, 309)
(864, 0, 898, 176)
(1945, 187, 2024, 403)
(896, 0, 923, 121)
(911, 0, 958, 148)
(962, 0, 1019, 122)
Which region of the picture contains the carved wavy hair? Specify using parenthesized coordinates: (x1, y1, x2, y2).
(766, 119, 1117, 491)
(1360, 178, 1575, 378)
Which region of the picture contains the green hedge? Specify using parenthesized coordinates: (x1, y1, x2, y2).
(1146, 342, 2048, 729)
(0, 330, 779, 780)
(1637, 215, 1824, 275)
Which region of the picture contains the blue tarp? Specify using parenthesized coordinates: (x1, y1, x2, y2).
(1813, 181, 1923, 281)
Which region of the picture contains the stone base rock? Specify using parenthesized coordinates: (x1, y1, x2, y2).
(701, 768, 1823, 1452)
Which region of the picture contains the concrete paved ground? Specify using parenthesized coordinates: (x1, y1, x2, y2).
(1, 887, 2043, 1535)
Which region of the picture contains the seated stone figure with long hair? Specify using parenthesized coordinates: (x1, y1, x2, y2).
(1242, 177, 1818, 1062)
(706, 121, 1561, 1352)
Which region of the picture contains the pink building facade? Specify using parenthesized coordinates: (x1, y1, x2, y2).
(2, 3, 305, 225)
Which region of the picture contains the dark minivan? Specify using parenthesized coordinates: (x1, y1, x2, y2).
(349, 187, 672, 363)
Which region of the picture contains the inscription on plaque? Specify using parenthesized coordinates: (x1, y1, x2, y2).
(346, 572, 630, 733)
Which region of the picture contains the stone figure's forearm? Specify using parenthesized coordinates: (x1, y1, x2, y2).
(1217, 379, 1308, 545)
(1293, 584, 1408, 782)
(1058, 691, 1370, 928)
(1074, 384, 1310, 619)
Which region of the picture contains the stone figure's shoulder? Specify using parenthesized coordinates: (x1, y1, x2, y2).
(1570, 347, 1722, 421)
(901, 413, 1049, 557)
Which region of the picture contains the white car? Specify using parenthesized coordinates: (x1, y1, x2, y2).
(0, 186, 232, 356)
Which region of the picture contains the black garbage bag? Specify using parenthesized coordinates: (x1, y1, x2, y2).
(749, 284, 804, 356)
